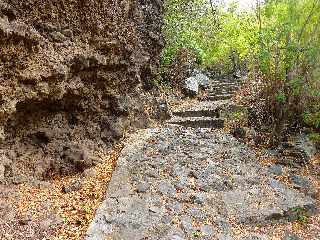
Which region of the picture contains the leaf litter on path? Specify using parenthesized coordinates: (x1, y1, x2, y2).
(15, 143, 124, 240)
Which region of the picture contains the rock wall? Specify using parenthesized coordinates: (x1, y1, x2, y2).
(0, 0, 164, 182)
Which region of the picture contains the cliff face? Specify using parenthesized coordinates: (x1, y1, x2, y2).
(0, 0, 164, 182)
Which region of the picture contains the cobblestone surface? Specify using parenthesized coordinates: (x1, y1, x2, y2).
(86, 127, 316, 240)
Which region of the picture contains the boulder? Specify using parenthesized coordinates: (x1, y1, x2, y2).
(183, 77, 199, 96)
(194, 73, 210, 89)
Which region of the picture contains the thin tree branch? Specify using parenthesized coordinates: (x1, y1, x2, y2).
(297, 0, 320, 43)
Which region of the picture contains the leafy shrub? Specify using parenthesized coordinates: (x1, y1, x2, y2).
(162, 0, 320, 139)
(304, 111, 320, 129)
(309, 132, 320, 146)
(162, 0, 258, 67)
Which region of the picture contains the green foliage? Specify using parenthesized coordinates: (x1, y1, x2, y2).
(192, 230, 202, 238)
(232, 110, 247, 122)
(162, 0, 320, 131)
(290, 207, 310, 224)
(309, 132, 320, 145)
(297, 214, 309, 224)
(275, 92, 286, 103)
(226, 108, 249, 130)
(255, 0, 320, 130)
(304, 111, 320, 129)
(162, 0, 258, 67)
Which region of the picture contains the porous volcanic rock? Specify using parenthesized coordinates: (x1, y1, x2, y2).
(0, 0, 164, 182)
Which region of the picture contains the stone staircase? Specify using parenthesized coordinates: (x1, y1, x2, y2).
(86, 75, 318, 240)
(166, 76, 242, 128)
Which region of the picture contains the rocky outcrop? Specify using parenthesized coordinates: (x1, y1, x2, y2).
(0, 0, 164, 182)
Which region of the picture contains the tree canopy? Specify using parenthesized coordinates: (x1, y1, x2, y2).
(162, 0, 320, 134)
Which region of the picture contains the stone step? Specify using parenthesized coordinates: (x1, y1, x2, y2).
(208, 89, 236, 95)
(166, 116, 224, 128)
(209, 84, 240, 90)
(203, 94, 234, 101)
(86, 128, 318, 240)
(209, 83, 240, 90)
(172, 109, 219, 118)
(171, 100, 231, 114)
(210, 77, 242, 82)
(208, 87, 239, 95)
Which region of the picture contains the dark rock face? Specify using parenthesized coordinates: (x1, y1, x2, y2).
(0, 0, 164, 181)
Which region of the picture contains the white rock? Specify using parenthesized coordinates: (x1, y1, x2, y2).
(194, 73, 210, 88)
(183, 77, 199, 96)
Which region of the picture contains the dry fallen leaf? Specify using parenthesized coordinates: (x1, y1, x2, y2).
(15, 143, 124, 240)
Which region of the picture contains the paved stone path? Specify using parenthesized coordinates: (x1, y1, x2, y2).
(85, 77, 317, 240)
(167, 77, 241, 129)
